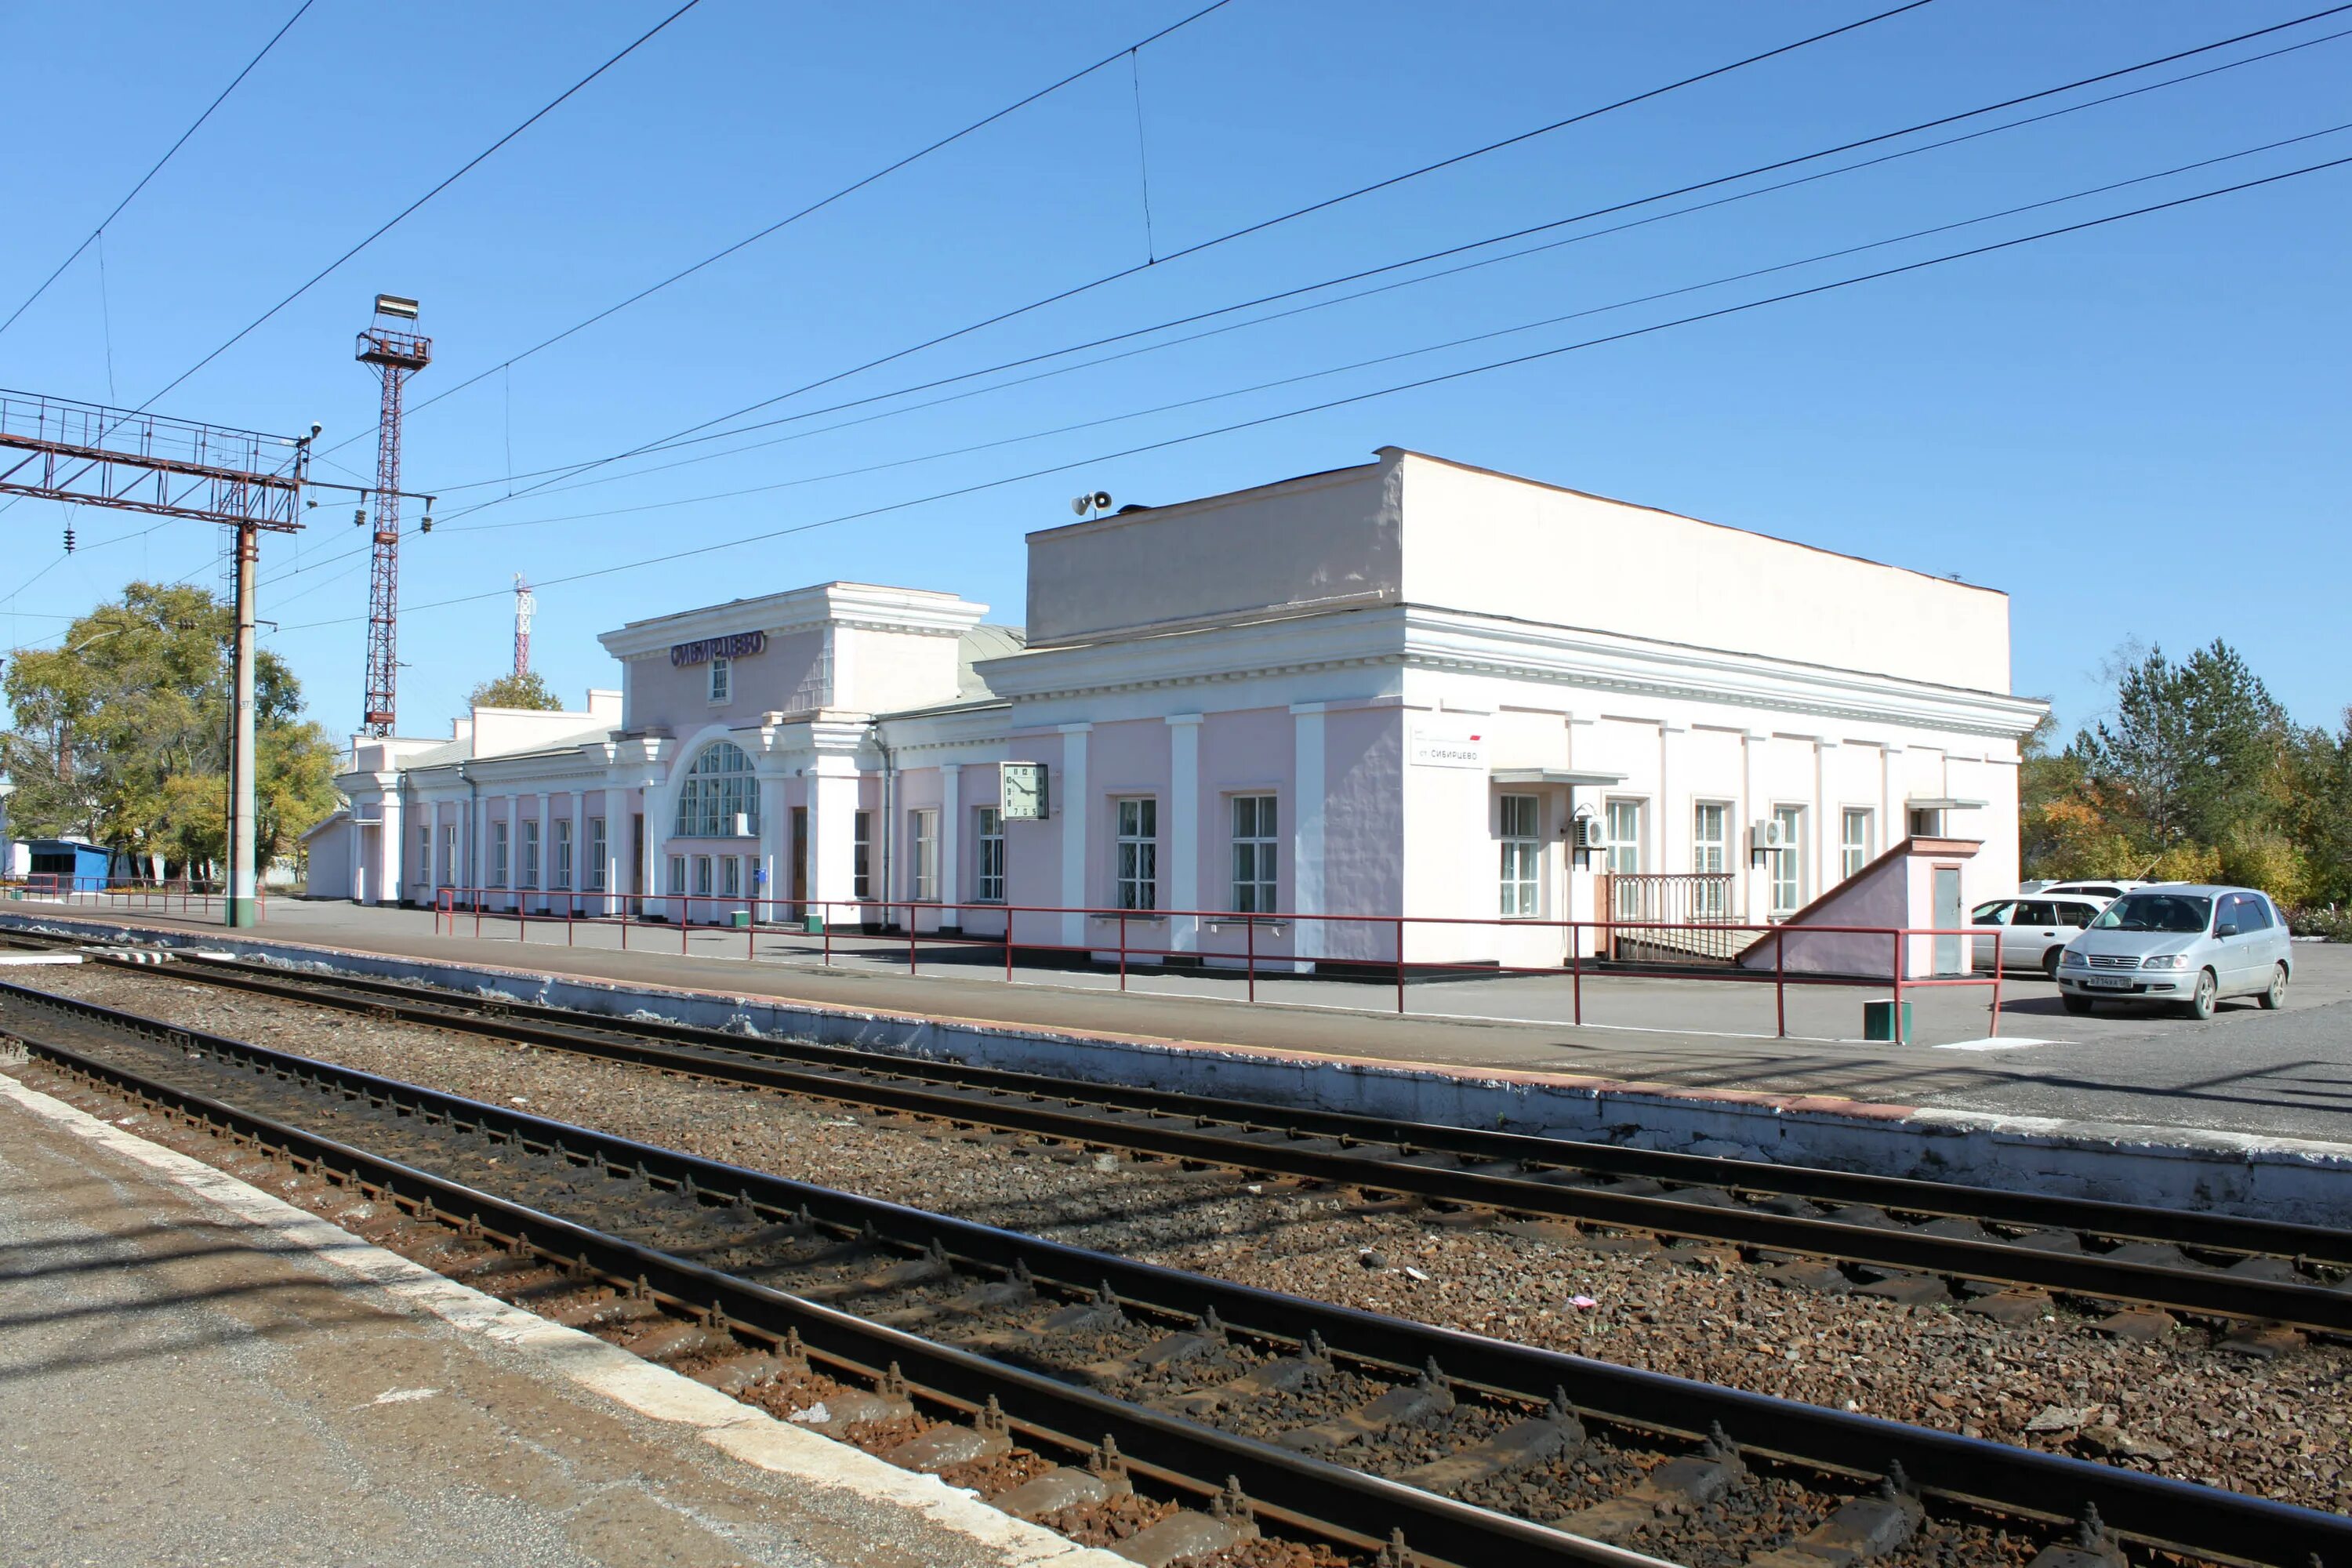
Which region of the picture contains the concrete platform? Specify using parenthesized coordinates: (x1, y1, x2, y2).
(12, 897, 2352, 1145)
(0, 1064, 1119, 1568)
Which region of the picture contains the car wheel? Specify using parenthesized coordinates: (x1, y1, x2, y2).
(2259, 963, 2288, 1011)
(2042, 949, 2062, 982)
(2181, 968, 2218, 1021)
(2062, 993, 2093, 1016)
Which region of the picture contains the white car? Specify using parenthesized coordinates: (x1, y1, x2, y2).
(2037, 879, 2146, 903)
(1972, 895, 2109, 978)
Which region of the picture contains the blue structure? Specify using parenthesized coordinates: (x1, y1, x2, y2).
(26, 840, 111, 892)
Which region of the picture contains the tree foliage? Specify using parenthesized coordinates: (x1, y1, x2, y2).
(466, 670, 564, 711)
(1, 583, 339, 872)
(2025, 640, 2347, 909)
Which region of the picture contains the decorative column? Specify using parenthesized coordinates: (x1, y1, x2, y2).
(502, 796, 518, 910)
(806, 750, 862, 928)
(1165, 715, 1202, 953)
(1057, 724, 1090, 950)
(1658, 723, 1687, 873)
(533, 791, 550, 909)
(1742, 731, 1769, 921)
(570, 789, 588, 914)
(756, 768, 782, 923)
(938, 763, 961, 925)
(1814, 739, 1839, 887)
(376, 789, 402, 908)
(1290, 703, 1327, 963)
(1882, 744, 1905, 846)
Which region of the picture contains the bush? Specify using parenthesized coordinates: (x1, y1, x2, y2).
(2285, 905, 2352, 942)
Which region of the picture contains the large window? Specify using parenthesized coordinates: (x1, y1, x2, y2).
(1841, 808, 1872, 880)
(1770, 804, 1806, 914)
(1691, 802, 1729, 917)
(910, 810, 938, 902)
(553, 818, 572, 889)
(974, 807, 1004, 902)
(492, 821, 510, 885)
(673, 741, 759, 837)
(441, 824, 458, 888)
(693, 854, 714, 898)
(521, 819, 541, 888)
(720, 855, 742, 899)
(709, 655, 731, 703)
(1604, 799, 1643, 919)
(1231, 795, 1277, 913)
(1498, 794, 1541, 917)
(667, 854, 686, 901)
(852, 811, 872, 899)
(1115, 797, 1157, 910)
(588, 816, 608, 891)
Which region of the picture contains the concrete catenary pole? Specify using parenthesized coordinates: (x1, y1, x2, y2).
(228, 522, 260, 927)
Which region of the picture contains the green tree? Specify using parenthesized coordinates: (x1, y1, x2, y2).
(2283, 713, 2352, 906)
(466, 670, 563, 711)
(2068, 641, 2292, 859)
(2, 583, 339, 873)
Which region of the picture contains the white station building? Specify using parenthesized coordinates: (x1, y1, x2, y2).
(325, 448, 2043, 971)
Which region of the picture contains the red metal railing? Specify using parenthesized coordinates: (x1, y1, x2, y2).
(7, 873, 257, 920)
(428, 886, 2002, 1044)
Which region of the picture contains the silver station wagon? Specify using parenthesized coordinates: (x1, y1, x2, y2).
(2056, 884, 2293, 1020)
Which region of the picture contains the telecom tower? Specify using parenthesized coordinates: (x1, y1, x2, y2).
(355, 295, 430, 735)
(513, 574, 535, 677)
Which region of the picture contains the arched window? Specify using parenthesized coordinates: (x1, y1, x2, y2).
(673, 741, 759, 837)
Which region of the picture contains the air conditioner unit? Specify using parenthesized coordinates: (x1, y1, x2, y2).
(1571, 816, 1608, 851)
(732, 812, 752, 838)
(1753, 817, 1792, 852)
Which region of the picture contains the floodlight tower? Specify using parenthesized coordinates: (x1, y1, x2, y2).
(355, 294, 431, 736)
(512, 574, 535, 677)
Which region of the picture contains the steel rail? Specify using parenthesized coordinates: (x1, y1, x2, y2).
(5, 980, 2348, 1566)
(53, 952, 2352, 1331)
(13, 1036, 1663, 1568)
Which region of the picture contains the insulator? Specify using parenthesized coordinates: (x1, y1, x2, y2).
(354, 507, 366, 527)
(62, 527, 74, 554)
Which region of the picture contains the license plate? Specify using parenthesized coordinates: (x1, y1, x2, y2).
(2085, 975, 2134, 989)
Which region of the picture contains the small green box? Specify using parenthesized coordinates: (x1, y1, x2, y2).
(1863, 999, 1914, 1043)
(728, 910, 752, 930)
(802, 914, 825, 935)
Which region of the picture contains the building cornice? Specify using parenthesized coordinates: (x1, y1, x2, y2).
(598, 583, 985, 662)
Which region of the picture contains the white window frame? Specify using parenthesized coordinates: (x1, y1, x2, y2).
(673, 741, 759, 837)
(1498, 793, 1541, 918)
(709, 654, 731, 704)
(1691, 801, 1730, 918)
(441, 824, 458, 888)
(1230, 794, 1277, 913)
(1115, 797, 1158, 911)
(492, 821, 510, 886)
(1769, 803, 1806, 915)
(973, 807, 1005, 903)
(910, 809, 938, 902)
(693, 853, 714, 898)
(667, 853, 686, 902)
(1841, 808, 1872, 881)
(720, 854, 742, 899)
(521, 818, 541, 888)
(551, 818, 572, 890)
(852, 811, 872, 899)
(588, 816, 608, 891)
(1603, 798, 1644, 919)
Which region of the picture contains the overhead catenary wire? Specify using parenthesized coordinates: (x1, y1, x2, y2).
(132, 0, 710, 413)
(399, 121, 2352, 541)
(430, 0, 1947, 520)
(314, 0, 1240, 463)
(0, 0, 318, 340)
(417, 15, 2352, 511)
(265, 149, 2352, 637)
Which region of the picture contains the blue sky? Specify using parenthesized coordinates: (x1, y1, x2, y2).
(2, 0, 2346, 742)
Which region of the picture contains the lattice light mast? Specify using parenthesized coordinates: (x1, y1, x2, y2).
(355, 294, 430, 736)
(513, 574, 535, 677)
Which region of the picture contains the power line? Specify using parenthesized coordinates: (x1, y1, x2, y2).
(437, 0, 1945, 519)
(136, 0, 710, 412)
(0, 0, 318, 340)
(316, 0, 1239, 462)
(268, 148, 2351, 635)
(415, 120, 2352, 538)
(422, 14, 2352, 510)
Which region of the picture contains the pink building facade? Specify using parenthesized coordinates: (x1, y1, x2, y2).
(334, 448, 2045, 969)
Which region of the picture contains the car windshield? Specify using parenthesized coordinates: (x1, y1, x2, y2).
(2092, 893, 2211, 934)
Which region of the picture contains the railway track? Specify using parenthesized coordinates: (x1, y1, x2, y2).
(14, 933, 2351, 1339)
(3, 978, 2347, 1567)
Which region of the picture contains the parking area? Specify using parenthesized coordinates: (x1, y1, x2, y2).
(9, 898, 2352, 1145)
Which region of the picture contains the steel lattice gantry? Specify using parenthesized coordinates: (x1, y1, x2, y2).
(0, 387, 310, 928)
(356, 301, 430, 736)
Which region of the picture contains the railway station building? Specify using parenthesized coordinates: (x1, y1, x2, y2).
(329, 447, 2044, 971)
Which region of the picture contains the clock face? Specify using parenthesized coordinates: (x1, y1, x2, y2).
(1002, 761, 1047, 820)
